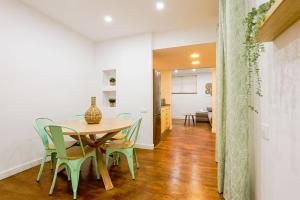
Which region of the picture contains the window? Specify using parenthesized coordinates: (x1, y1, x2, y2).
(172, 75, 197, 94)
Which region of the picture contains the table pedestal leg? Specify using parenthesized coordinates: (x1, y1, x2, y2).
(94, 131, 118, 190)
(96, 148, 113, 190)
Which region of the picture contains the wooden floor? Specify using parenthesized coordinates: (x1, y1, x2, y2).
(0, 120, 223, 200)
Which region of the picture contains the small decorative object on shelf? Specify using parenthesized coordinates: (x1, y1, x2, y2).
(109, 77, 116, 86)
(108, 98, 116, 107)
(85, 96, 102, 124)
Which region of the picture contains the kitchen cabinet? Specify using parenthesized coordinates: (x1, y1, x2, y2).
(161, 105, 171, 133)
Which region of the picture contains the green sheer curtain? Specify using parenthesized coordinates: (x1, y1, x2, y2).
(216, 0, 251, 200)
(216, 0, 226, 194)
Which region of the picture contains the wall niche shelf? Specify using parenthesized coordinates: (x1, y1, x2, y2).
(258, 0, 300, 42)
(102, 69, 116, 108)
(102, 86, 116, 92)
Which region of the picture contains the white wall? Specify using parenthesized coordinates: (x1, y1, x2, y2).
(252, 1, 300, 198)
(95, 34, 153, 149)
(172, 72, 212, 119)
(0, 0, 96, 179)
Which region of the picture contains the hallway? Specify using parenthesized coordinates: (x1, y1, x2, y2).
(0, 120, 223, 200)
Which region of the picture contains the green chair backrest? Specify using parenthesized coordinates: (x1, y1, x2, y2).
(34, 118, 55, 149)
(127, 117, 142, 146)
(44, 125, 86, 160)
(117, 113, 134, 135)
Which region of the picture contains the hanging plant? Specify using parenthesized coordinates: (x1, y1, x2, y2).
(244, 0, 275, 112)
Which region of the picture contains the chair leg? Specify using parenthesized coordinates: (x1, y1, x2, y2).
(104, 150, 111, 167)
(65, 165, 71, 181)
(49, 160, 61, 195)
(93, 156, 100, 180)
(36, 153, 47, 182)
(112, 152, 117, 166)
(124, 149, 135, 180)
(70, 164, 81, 200)
(50, 152, 56, 170)
(113, 152, 120, 166)
(116, 153, 120, 165)
(134, 149, 139, 169)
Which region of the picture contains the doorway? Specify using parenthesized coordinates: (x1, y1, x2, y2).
(152, 43, 217, 146)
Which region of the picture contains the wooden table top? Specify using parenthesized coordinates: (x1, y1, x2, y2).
(61, 118, 132, 135)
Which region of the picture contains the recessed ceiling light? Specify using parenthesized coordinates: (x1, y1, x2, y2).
(156, 1, 165, 10)
(174, 70, 178, 73)
(104, 16, 113, 23)
(192, 69, 196, 72)
(192, 61, 200, 65)
(190, 53, 200, 58)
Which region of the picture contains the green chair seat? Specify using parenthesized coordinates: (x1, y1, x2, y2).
(46, 141, 77, 150)
(65, 145, 96, 160)
(111, 133, 127, 140)
(102, 140, 134, 149)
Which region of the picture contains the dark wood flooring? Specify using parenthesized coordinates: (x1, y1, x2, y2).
(0, 120, 223, 200)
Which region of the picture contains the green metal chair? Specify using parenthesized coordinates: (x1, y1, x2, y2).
(103, 117, 142, 180)
(111, 112, 134, 140)
(110, 113, 134, 165)
(34, 118, 76, 182)
(45, 125, 100, 199)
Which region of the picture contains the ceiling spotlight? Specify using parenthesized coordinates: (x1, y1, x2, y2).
(192, 61, 200, 65)
(156, 1, 165, 10)
(174, 70, 178, 73)
(192, 69, 196, 72)
(190, 53, 200, 58)
(104, 16, 113, 23)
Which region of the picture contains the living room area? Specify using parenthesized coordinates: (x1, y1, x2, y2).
(172, 68, 215, 127)
(153, 43, 217, 134)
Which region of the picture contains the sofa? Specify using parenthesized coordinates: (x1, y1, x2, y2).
(195, 107, 212, 126)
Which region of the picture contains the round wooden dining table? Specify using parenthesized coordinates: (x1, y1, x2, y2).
(61, 118, 132, 190)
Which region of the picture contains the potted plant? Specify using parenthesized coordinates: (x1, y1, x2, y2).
(108, 98, 116, 107)
(109, 77, 116, 86)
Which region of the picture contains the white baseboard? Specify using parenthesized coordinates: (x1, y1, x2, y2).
(135, 143, 154, 150)
(0, 143, 154, 180)
(0, 158, 43, 180)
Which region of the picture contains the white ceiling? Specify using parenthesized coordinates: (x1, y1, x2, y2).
(19, 0, 218, 42)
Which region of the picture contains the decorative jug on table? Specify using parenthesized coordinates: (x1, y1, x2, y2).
(85, 97, 102, 124)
